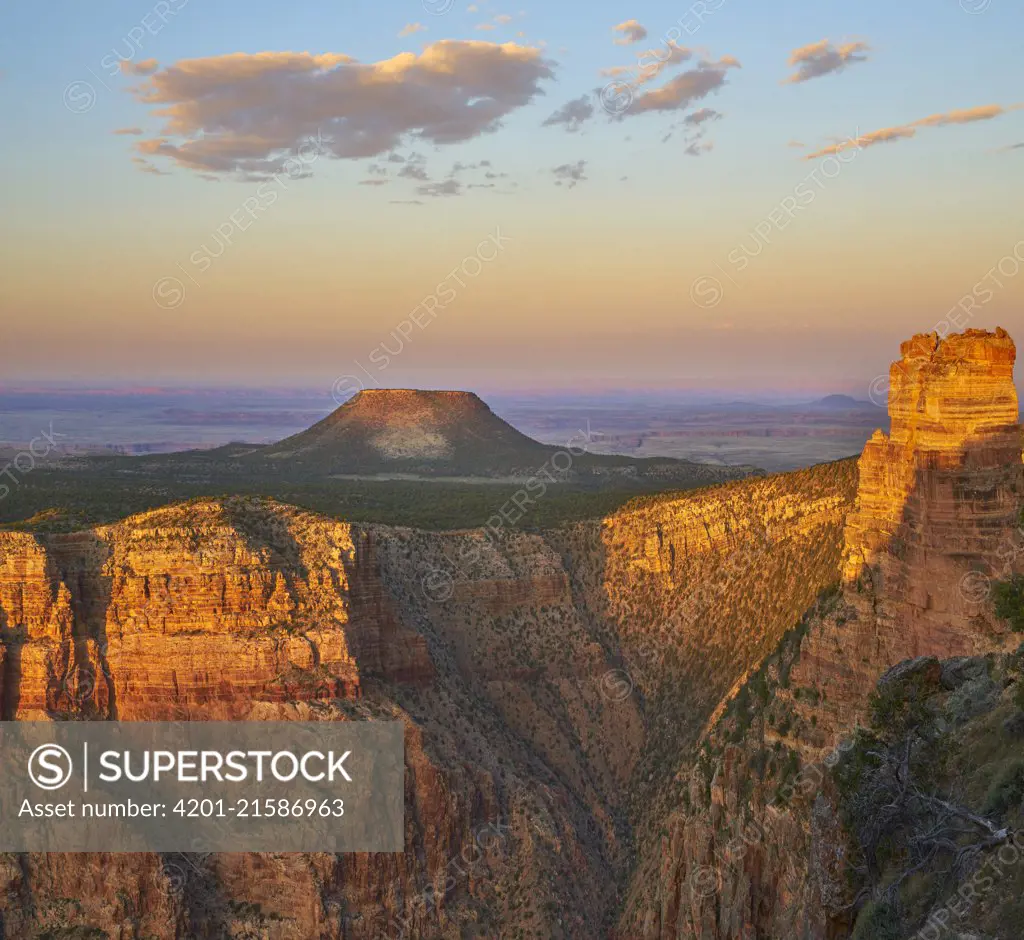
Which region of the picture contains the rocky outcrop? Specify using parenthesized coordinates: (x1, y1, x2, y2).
(554, 460, 857, 831)
(844, 328, 1019, 580)
(805, 328, 1023, 747)
(621, 328, 1024, 939)
(263, 389, 559, 475)
(0, 501, 434, 722)
(0, 532, 76, 720)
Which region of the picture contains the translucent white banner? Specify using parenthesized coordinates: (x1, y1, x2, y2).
(0, 721, 404, 852)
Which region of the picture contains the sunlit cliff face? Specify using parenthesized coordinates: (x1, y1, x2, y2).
(844, 327, 1021, 583)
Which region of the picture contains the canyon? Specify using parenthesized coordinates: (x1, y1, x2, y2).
(0, 328, 1019, 938)
(0, 468, 851, 937)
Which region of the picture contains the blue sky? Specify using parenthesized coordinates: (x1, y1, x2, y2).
(1, 0, 1022, 392)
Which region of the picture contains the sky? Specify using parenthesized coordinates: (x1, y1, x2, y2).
(1, 0, 1022, 395)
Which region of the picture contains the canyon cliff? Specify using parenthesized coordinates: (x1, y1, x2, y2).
(0, 457, 853, 937)
(618, 328, 1024, 939)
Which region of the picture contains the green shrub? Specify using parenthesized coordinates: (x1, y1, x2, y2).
(993, 576, 1024, 632)
(850, 900, 902, 940)
(868, 664, 939, 739)
(946, 674, 998, 725)
(983, 760, 1024, 819)
(750, 670, 770, 706)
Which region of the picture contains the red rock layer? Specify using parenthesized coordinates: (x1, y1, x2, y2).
(844, 327, 1020, 579)
(806, 327, 1023, 744)
(0, 502, 433, 722)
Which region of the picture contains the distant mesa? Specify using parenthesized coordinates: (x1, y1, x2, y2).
(264, 389, 549, 472)
(257, 388, 755, 484)
(808, 394, 872, 409)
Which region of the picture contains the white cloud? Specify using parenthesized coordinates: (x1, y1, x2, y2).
(784, 39, 870, 84)
(127, 44, 555, 178)
(552, 159, 587, 188)
(612, 20, 648, 45)
(683, 107, 722, 126)
(601, 41, 694, 91)
(805, 103, 1022, 158)
(625, 57, 741, 116)
(418, 179, 462, 197)
(121, 57, 160, 76)
(542, 95, 594, 132)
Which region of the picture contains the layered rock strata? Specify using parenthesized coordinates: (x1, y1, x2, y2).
(807, 327, 1023, 745)
(0, 501, 433, 722)
(0, 445, 858, 938)
(620, 328, 1024, 939)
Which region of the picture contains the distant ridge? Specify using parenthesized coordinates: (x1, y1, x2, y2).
(808, 394, 872, 409)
